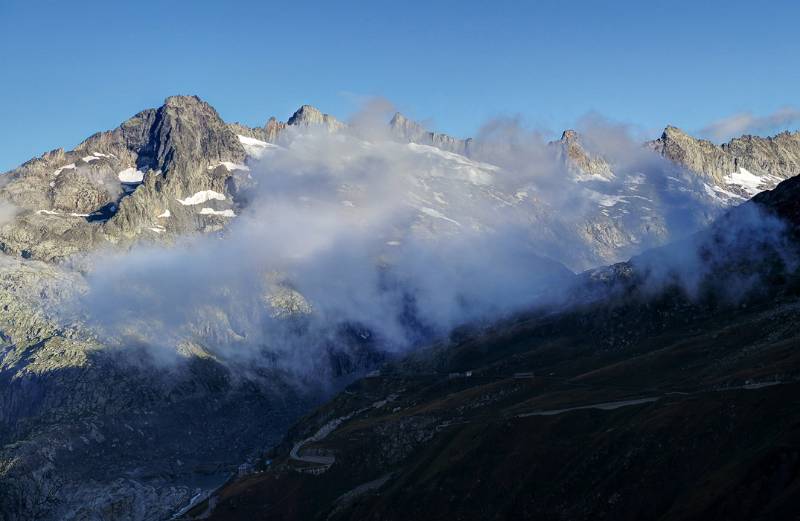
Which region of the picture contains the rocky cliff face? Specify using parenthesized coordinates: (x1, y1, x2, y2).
(286, 105, 344, 131)
(548, 129, 664, 264)
(104, 95, 246, 241)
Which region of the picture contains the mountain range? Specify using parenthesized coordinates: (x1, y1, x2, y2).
(3, 95, 799, 268)
(1, 95, 799, 521)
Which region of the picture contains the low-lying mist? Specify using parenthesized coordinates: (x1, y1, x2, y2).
(630, 199, 799, 302)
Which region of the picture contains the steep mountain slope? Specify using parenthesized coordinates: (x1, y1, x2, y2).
(0, 251, 323, 520)
(184, 175, 800, 521)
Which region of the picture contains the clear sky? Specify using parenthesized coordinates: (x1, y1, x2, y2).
(1, 0, 798, 172)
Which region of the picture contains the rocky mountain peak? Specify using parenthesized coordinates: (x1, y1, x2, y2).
(105, 95, 246, 239)
(552, 129, 613, 181)
(287, 105, 344, 131)
(0, 94, 249, 260)
(287, 104, 323, 124)
(146, 95, 244, 176)
(388, 112, 472, 156)
(647, 127, 742, 197)
(661, 124, 689, 140)
(389, 111, 409, 126)
(389, 112, 425, 137)
(560, 129, 579, 142)
(163, 94, 204, 107)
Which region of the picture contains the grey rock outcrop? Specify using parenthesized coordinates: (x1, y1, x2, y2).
(551, 129, 615, 180)
(286, 105, 344, 131)
(389, 112, 473, 155)
(650, 125, 734, 183)
(228, 105, 342, 146)
(226, 122, 269, 143)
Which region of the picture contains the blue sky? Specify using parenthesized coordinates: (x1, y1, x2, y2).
(1, 0, 798, 172)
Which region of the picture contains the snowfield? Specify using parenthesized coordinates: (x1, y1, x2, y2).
(237, 134, 277, 159)
(724, 167, 764, 196)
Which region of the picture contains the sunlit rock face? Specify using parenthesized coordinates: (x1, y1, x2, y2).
(0, 95, 247, 261)
(649, 124, 800, 199)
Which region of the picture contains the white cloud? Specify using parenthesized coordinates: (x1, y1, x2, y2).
(69, 106, 720, 379)
(700, 106, 800, 142)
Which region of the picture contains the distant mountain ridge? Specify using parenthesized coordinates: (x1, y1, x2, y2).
(2, 95, 798, 268)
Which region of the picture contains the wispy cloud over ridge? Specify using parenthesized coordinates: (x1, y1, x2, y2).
(700, 106, 800, 142)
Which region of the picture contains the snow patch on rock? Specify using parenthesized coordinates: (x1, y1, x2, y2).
(208, 162, 249, 172)
(36, 210, 89, 218)
(724, 167, 764, 196)
(237, 134, 277, 159)
(199, 207, 236, 217)
(53, 164, 76, 177)
(118, 167, 145, 184)
(177, 191, 226, 206)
